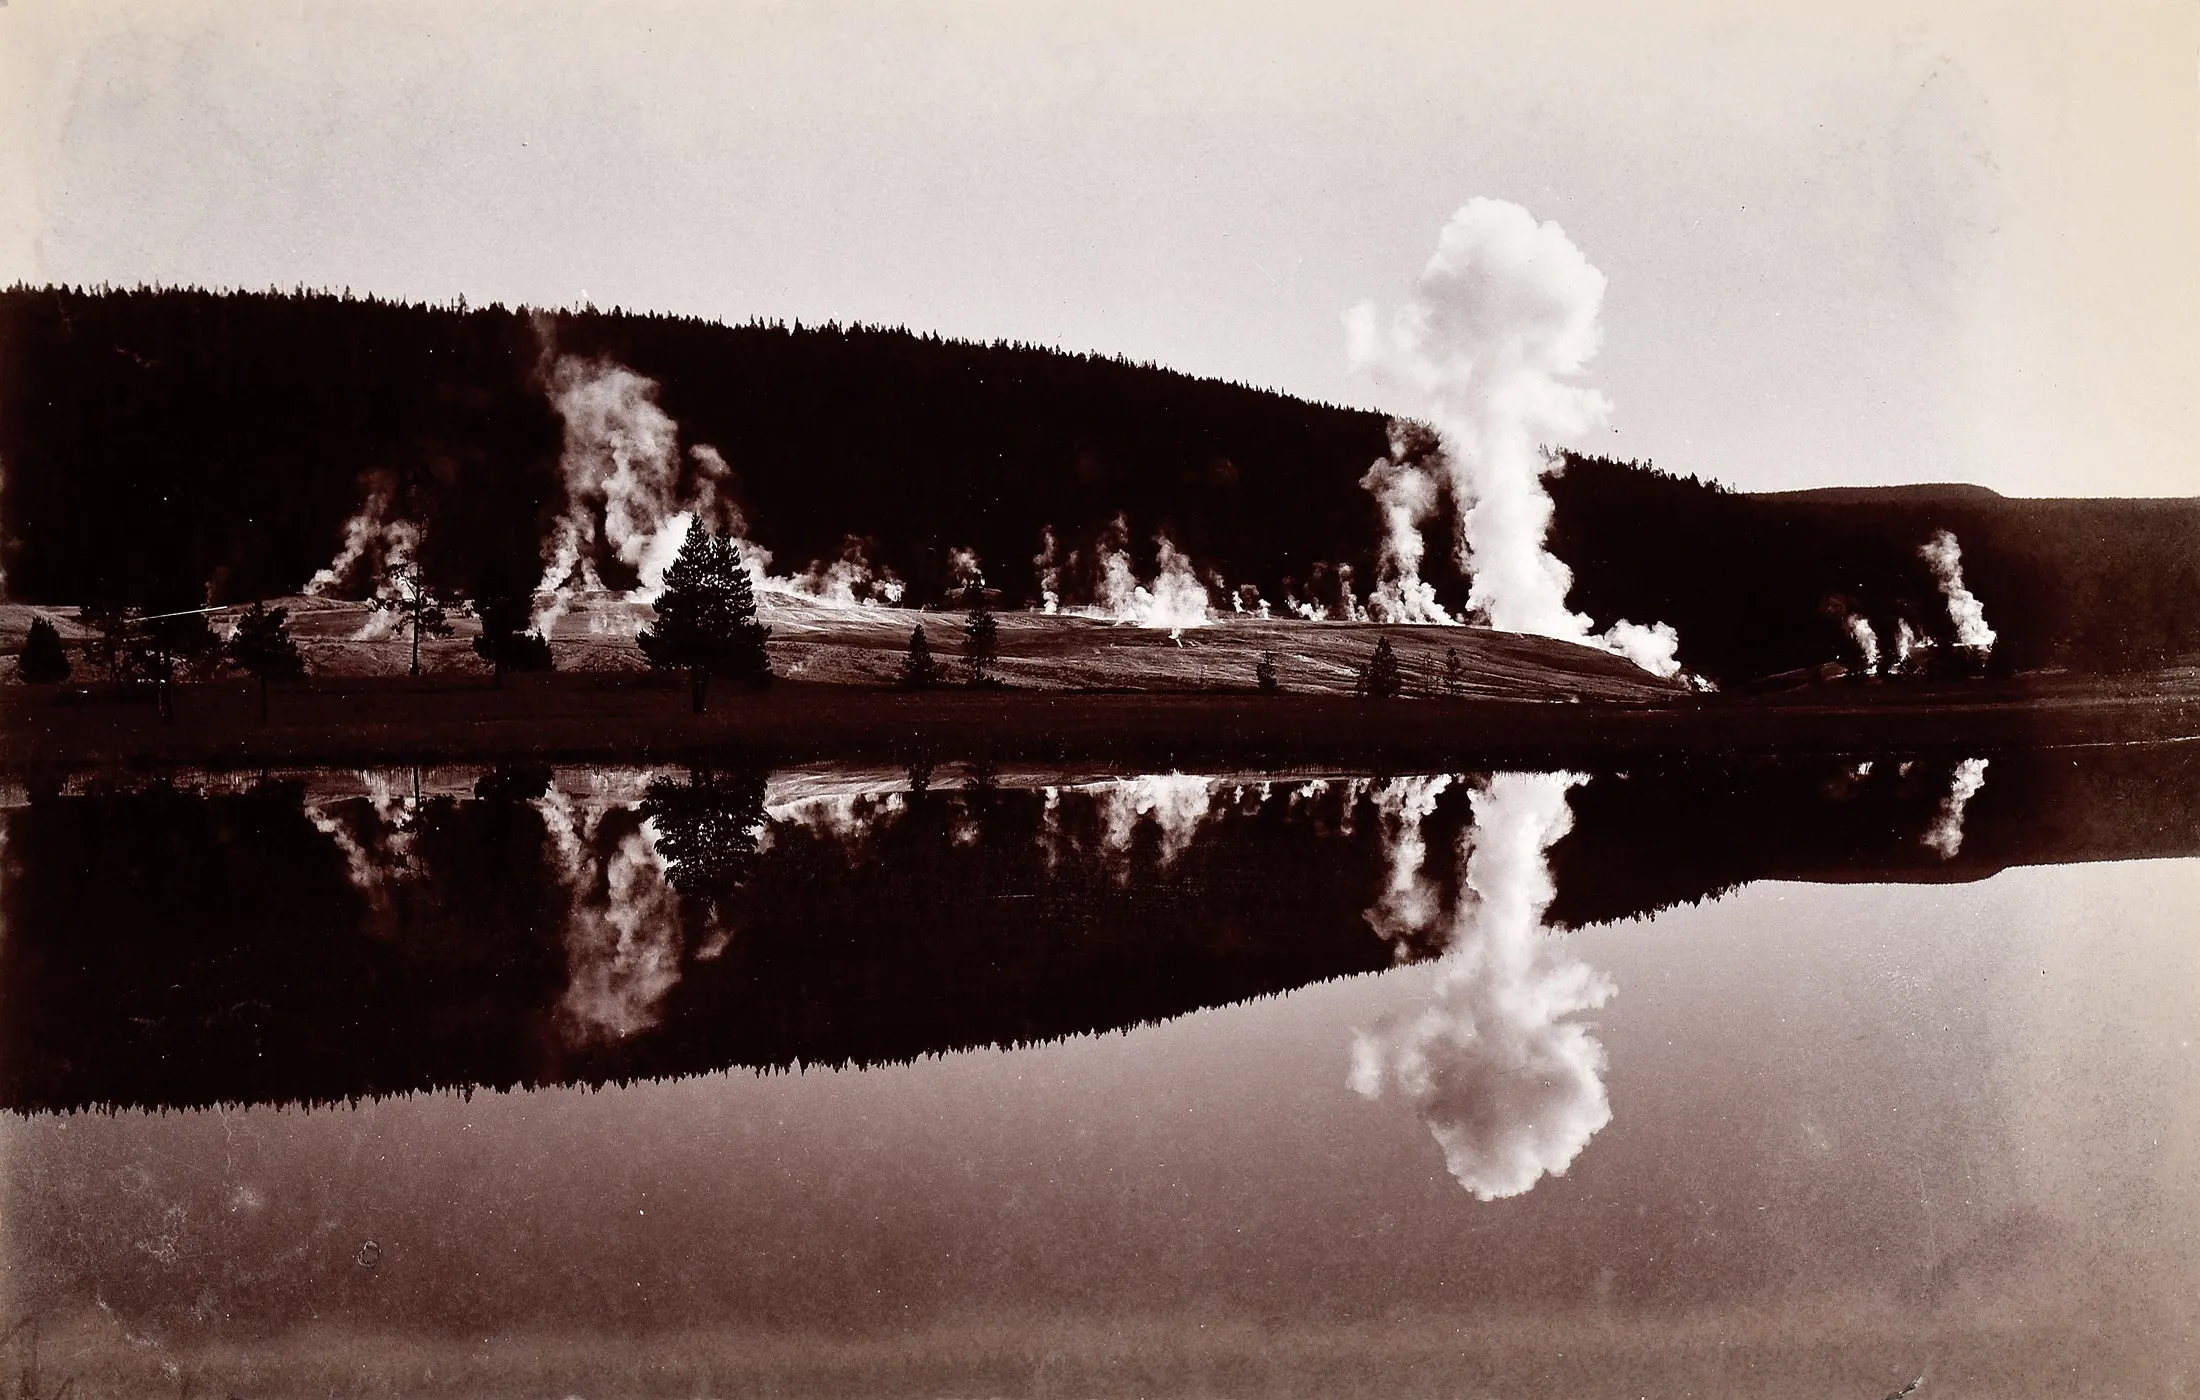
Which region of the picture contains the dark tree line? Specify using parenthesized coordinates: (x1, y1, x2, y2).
(4, 286, 2196, 687)
(1547, 456, 2200, 681)
(0, 285, 1390, 614)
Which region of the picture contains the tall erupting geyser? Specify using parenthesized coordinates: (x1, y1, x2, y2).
(1348, 198, 1682, 678)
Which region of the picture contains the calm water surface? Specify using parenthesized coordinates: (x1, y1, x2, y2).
(1, 752, 2195, 1397)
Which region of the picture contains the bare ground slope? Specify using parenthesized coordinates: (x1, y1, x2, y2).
(0, 593, 1683, 702)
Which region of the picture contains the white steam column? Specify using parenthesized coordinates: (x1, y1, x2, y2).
(1348, 198, 1682, 678)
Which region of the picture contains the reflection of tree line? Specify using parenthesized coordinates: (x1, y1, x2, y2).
(4, 745, 2195, 1114)
(0, 768, 1401, 1112)
(1545, 743, 2200, 930)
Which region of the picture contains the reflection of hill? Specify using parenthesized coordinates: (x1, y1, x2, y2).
(0, 782, 574, 1111)
(1546, 743, 2200, 929)
(7, 746, 2195, 1113)
(0, 776, 1407, 1113)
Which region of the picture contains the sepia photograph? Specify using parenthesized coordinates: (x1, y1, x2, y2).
(1, 1, 2196, 1394)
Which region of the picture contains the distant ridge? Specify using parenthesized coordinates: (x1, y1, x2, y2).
(1752, 482, 2007, 505)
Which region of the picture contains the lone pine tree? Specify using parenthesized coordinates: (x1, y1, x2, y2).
(16, 616, 69, 684)
(900, 624, 940, 690)
(469, 586, 553, 685)
(962, 583, 999, 686)
(637, 516, 772, 712)
(137, 609, 220, 724)
(1360, 636, 1403, 699)
(225, 601, 306, 723)
(368, 560, 456, 677)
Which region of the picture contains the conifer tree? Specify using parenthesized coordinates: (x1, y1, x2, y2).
(368, 560, 456, 677)
(226, 601, 305, 723)
(469, 586, 553, 685)
(900, 624, 940, 690)
(962, 583, 999, 687)
(636, 517, 772, 712)
(16, 616, 69, 684)
(137, 609, 219, 724)
(1360, 636, 1403, 699)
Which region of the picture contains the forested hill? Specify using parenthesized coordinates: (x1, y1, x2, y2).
(1548, 459, 2200, 677)
(0, 285, 1391, 611)
(3, 286, 2196, 684)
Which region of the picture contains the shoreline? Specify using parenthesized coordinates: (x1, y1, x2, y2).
(9, 672, 2199, 773)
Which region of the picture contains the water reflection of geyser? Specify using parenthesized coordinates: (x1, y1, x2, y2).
(1922, 757, 1990, 860)
(1350, 772, 1616, 1200)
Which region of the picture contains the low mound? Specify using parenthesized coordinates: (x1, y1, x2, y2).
(0, 594, 1683, 703)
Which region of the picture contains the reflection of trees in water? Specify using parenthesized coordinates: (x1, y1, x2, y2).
(12, 746, 2196, 1113)
(640, 769, 768, 925)
(0, 778, 568, 1110)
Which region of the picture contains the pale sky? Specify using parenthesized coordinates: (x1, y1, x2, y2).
(3, 0, 2196, 496)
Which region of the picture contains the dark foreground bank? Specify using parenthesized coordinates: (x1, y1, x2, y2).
(8, 669, 2200, 772)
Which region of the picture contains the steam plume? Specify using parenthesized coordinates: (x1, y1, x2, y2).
(1085, 517, 1215, 641)
(1333, 562, 1367, 622)
(947, 547, 985, 591)
(1891, 618, 1919, 674)
(1349, 771, 1615, 1199)
(304, 476, 422, 601)
(1922, 757, 1989, 859)
(1839, 609, 1881, 675)
(536, 352, 929, 631)
(535, 356, 718, 635)
(1034, 528, 1064, 613)
(1348, 199, 1683, 677)
(779, 537, 906, 608)
(1361, 426, 1454, 625)
(1920, 530, 1996, 659)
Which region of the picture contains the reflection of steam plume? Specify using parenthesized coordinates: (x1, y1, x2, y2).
(1091, 773, 1221, 871)
(1922, 757, 1989, 859)
(1920, 530, 1996, 659)
(1350, 772, 1615, 1200)
(304, 773, 425, 910)
(1364, 776, 1453, 960)
(1348, 199, 1681, 677)
(535, 788, 686, 1045)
